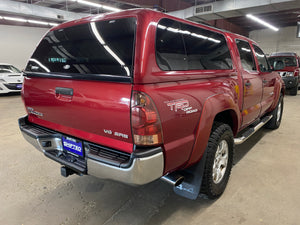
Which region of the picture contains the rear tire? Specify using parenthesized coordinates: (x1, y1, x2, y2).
(265, 94, 283, 129)
(201, 122, 234, 199)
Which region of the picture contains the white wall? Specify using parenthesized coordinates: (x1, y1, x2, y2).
(0, 25, 48, 70)
(249, 26, 300, 56)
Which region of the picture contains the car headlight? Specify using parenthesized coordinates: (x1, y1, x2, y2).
(286, 72, 294, 77)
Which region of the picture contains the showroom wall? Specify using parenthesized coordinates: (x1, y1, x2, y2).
(249, 26, 300, 55)
(0, 25, 48, 70)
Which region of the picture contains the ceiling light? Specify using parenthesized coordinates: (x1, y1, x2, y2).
(3, 16, 27, 23)
(28, 20, 49, 25)
(72, 0, 121, 12)
(49, 22, 59, 26)
(246, 14, 279, 32)
(0, 16, 59, 27)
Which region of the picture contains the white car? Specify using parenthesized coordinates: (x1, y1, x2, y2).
(0, 64, 23, 94)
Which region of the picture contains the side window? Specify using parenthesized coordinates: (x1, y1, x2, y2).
(180, 23, 232, 70)
(253, 45, 270, 72)
(156, 20, 187, 71)
(235, 39, 256, 71)
(156, 18, 232, 71)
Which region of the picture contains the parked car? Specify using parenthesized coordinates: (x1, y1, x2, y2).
(19, 9, 284, 200)
(0, 64, 23, 94)
(268, 52, 300, 95)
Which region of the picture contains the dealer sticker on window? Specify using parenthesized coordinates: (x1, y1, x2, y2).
(62, 136, 83, 157)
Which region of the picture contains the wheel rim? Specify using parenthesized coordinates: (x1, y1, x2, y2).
(212, 140, 229, 184)
(276, 100, 282, 123)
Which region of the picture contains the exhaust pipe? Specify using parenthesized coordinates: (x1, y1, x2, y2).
(161, 173, 184, 186)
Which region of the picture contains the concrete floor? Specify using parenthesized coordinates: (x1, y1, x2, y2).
(1, 92, 300, 225)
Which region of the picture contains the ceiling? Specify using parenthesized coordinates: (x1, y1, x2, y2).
(1, 0, 300, 35)
(227, 8, 300, 31)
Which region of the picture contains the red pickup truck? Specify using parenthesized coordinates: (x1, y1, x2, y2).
(268, 52, 300, 95)
(19, 9, 284, 200)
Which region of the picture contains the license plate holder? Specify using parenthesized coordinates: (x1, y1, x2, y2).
(62, 136, 84, 157)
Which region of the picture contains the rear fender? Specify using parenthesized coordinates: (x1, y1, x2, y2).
(184, 94, 240, 167)
(268, 76, 284, 112)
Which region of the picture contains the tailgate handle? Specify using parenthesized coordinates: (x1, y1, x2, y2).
(55, 87, 73, 96)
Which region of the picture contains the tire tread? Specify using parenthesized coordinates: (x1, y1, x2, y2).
(200, 122, 234, 199)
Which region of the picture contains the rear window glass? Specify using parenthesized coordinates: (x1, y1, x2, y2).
(156, 18, 232, 71)
(25, 17, 136, 76)
(268, 56, 297, 68)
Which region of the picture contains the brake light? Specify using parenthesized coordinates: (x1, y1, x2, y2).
(131, 91, 163, 146)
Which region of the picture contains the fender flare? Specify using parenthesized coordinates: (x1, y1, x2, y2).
(184, 93, 240, 167)
(269, 77, 284, 111)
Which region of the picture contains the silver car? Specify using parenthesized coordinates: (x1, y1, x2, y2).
(0, 64, 23, 94)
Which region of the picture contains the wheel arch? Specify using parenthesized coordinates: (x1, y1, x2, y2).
(214, 109, 239, 136)
(183, 94, 240, 168)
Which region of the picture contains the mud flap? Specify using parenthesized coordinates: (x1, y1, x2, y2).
(173, 150, 207, 200)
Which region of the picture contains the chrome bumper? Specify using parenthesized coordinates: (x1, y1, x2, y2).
(19, 116, 164, 185)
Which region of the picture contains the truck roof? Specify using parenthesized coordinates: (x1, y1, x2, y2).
(51, 8, 255, 44)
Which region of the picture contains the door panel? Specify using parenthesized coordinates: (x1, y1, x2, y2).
(252, 45, 276, 115)
(235, 39, 263, 127)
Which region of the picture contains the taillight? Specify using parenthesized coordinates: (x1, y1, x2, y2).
(131, 91, 163, 146)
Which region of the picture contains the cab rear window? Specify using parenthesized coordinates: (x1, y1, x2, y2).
(25, 17, 136, 77)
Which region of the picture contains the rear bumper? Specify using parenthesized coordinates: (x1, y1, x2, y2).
(18, 116, 164, 185)
(282, 76, 298, 89)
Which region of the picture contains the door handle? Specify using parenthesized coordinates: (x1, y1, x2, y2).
(55, 87, 73, 96)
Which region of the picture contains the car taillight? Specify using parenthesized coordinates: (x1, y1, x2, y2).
(131, 91, 163, 146)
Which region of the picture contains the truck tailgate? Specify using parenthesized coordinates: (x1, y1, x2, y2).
(22, 77, 133, 153)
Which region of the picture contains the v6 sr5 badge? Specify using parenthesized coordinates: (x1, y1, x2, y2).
(165, 99, 198, 114)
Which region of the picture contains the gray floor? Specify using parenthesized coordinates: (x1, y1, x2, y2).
(1, 92, 299, 225)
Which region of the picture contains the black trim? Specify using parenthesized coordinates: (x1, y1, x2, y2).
(18, 116, 60, 139)
(44, 151, 86, 174)
(23, 71, 132, 83)
(86, 142, 131, 168)
(3, 83, 22, 90)
(133, 146, 162, 158)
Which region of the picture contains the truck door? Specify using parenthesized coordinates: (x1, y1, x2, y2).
(235, 39, 263, 127)
(252, 45, 276, 115)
